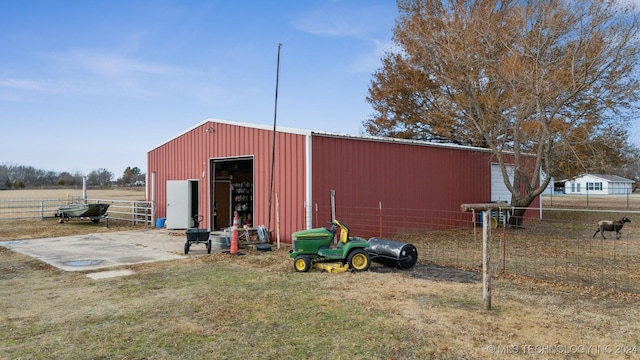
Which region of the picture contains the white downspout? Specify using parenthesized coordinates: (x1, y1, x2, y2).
(305, 134, 313, 230)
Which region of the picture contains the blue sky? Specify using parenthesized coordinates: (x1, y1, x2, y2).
(0, 0, 397, 176)
(1, 0, 638, 177)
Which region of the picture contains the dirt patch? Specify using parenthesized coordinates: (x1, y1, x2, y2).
(370, 262, 481, 283)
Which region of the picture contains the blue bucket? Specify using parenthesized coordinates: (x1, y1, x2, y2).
(156, 218, 166, 228)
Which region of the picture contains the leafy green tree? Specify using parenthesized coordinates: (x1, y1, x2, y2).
(365, 0, 640, 223)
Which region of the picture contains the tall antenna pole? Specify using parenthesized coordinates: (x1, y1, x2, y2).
(268, 43, 282, 232)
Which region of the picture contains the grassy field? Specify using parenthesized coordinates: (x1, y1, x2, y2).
(0, 187, 146, 201)
(542, 193, 640, 210)
(2, 236, 640, 360)
(0, 187, 148, 223)
(1, 190, 639, 359)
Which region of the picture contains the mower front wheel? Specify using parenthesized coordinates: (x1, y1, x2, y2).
(293, 255, 312, 272)
(347, 249, 370, 271)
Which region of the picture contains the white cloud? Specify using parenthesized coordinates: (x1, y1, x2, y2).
(0, 78, 48, 92)
(291, 3, 394, 40)
(292, 9, 367, 38)
(0, 50, 194, 99)
(48, 50, 179, 77)
(351, 39, 395, 73)
(291, 3, 396, 75)
(0, 76, 89, 96)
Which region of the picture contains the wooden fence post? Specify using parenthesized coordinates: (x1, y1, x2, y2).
(482, 209, 491, 310)
(460, 203, 503, 311)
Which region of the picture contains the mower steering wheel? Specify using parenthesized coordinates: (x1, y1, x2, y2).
(326, 221, 337, 235)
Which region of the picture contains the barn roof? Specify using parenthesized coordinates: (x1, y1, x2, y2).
(148, 118, 494, 154)
(574, 174, 635, 183)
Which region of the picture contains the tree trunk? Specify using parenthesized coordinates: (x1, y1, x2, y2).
(508, 205, 528, 227)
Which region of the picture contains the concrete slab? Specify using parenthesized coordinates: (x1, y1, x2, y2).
(0, 230, 186, 272)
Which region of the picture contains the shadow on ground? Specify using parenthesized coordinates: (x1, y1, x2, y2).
(370, 263, 481, 283)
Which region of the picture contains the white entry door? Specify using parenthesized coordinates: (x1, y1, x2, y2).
(166, 180, 192, 229)
(491, 163, 514, 203)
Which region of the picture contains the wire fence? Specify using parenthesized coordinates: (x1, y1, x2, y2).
(0, 196, 153, 226)
(545, 192, 640, 208)
(314, 201, 640, 294)
(2, 193, 639, 293)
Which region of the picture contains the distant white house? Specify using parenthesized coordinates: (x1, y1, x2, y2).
(563, 174, 634, 195)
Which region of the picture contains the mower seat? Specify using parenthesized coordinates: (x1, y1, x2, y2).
(331, 219, 351, 244)
(339, 227, 349, 244)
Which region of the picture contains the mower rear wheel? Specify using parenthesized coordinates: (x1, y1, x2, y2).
(347, 249, 370, 271)
(293, 255, 311, 272)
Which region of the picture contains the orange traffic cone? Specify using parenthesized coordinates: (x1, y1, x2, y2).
(230, 211, 239, 255)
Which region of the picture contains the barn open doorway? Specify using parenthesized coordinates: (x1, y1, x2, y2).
(210, 157, 254, 230)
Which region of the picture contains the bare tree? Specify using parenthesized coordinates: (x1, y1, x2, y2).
(87, 168, 113, 187)
(56, 172, 77, 186)
(365, 0, 640, 223)
(0, 165, 10, 189)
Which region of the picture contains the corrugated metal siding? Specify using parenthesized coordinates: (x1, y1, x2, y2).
(311, 135, 496, 237)
(149, 120, 541, 242)
(148, 121, 306, 241)
(270, 130, 307, 240)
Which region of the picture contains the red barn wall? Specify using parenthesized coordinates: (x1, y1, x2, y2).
(310, 135, 498, 237)
(148, 120, 541, 243)
(147, 121, 307, 240)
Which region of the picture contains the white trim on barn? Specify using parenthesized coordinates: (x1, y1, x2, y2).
(305, 134, 313, 230)
(563, 174, 634, 195)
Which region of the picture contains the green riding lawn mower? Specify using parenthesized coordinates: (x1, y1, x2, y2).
(289, 219, 418, 273)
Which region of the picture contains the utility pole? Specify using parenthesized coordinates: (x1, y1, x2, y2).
(268, 43, 282, 232)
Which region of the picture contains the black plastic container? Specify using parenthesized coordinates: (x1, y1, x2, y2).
(186, 228, 210, 241)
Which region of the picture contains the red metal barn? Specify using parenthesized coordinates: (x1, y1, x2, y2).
(147, 119, 540, 243)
